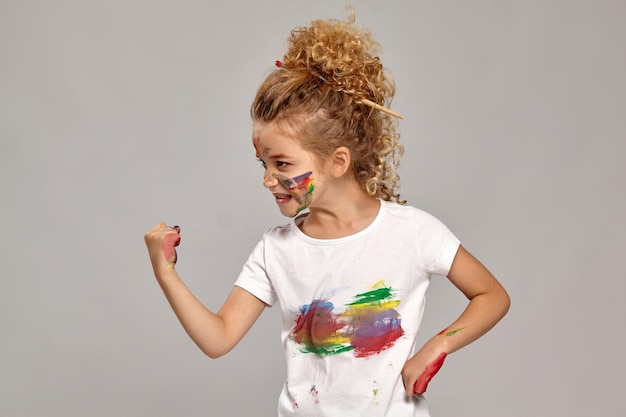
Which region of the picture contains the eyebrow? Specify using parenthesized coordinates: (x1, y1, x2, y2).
(268, 153, 292, 160)
(257, 151, 292, 160)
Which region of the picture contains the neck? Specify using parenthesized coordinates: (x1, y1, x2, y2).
(299, 186, 381, 239)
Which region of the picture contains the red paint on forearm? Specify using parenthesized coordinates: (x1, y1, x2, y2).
(413, 352, 447, 395)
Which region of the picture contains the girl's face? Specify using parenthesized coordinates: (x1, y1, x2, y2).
(253, 120, 323, 218)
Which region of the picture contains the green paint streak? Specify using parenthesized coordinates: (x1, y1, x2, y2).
(276, 176, 296, 189)
(294, 183, 314, 215)
(444, 328, 464, 337)
(301, 344, 354, 355)
(347, 287, 394, 305)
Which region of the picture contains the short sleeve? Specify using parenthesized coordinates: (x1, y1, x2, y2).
(417, 210, 461, 277)
(234, 237, 278, 306)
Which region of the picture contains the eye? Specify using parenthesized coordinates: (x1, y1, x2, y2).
(276, 161, 289, 168)
(256, 157, 267, 169)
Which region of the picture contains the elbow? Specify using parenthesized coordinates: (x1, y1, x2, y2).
(203, 350, 226, 360)
(201, 344, 235, 360)
(498, 286, 511, 319)
(205, 351, 224, 360)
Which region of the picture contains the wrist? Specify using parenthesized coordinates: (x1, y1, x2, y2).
(152, 260, 177, 280)
(433, 326, 466, 354)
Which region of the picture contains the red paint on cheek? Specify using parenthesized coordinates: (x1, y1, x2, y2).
(413, 352, 447, 395)
(162, 233, 181, 264)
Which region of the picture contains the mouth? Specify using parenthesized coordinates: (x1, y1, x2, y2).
(273, 193, 293, 204)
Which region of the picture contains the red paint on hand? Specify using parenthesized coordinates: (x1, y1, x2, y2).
(162, 232, 181, 264)
(413, 352, 447, 395)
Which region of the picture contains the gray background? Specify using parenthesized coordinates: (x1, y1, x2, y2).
(1, 1, 624, 416)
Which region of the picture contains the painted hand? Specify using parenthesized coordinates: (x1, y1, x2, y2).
(413, 352, 447, 395)
(145, 223, 181, 269)
(162, 225, 181, 265)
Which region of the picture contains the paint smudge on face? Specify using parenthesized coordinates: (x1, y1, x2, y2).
(437, 327, 464, 337)
(272, 171, 314, 215)
(290, 281, 404, 358)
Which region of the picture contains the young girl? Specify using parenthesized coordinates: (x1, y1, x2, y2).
(145, 14, 510, 417)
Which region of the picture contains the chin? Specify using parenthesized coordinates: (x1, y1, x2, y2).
(279, 205, 306, 218)
(278, 206, 298, 218)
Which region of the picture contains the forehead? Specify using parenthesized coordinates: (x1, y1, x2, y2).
(252, 120, 304, 156)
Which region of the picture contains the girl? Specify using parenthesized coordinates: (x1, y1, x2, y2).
(145, 13, 510, 417)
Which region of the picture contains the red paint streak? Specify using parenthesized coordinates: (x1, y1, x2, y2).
(352, 325, 404, 358)
(162, 232, 181, 264)
(413, 352, 447, 395)
(349, 309, 404, 358)
(291, 301, 344, 350)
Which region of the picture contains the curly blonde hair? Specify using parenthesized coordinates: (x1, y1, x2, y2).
(251, 12, 405, 203)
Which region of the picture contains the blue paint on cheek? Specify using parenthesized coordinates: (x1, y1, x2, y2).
(292, 171, 313, 184)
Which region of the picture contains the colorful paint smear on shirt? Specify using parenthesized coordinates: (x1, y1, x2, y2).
(345, 281, 404, 357)
(290, 281, 404, 358)
(291, 300, 353, 355)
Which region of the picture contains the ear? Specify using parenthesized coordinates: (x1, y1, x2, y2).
(328, 146, 351, 178)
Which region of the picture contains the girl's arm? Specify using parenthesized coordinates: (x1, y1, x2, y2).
(145, 223, 267, 359)
(401, 245, 510, 395)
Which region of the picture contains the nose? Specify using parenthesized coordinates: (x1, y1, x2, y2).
(263, 169, 279, 189)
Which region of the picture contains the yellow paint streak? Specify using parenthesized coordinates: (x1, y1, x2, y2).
(325, 334, 351, 345)
(342, 300, 401, 315)
(371, 279, 387, 289)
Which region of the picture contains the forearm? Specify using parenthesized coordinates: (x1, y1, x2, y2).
(154, 266, 231, 358)
(423, 285, 510, 355)
(433, 245, 510, 354)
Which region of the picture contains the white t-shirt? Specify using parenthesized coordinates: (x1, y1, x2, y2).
(235, 200, 460, 417)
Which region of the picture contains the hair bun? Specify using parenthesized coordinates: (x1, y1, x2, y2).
(281, 14, 391, 103)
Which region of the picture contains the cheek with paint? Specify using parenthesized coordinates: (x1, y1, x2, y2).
(272, 171, 315, 215)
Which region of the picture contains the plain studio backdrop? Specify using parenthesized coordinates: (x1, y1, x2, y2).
(1, 1, 624, 416)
